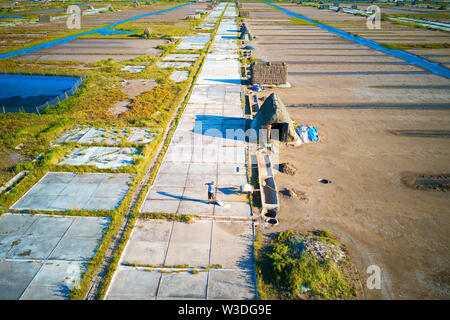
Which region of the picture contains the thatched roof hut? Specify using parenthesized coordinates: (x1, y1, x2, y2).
(250, 61, 287, 86)
(143, 27, 152, 39)
(251, 93, 301, 144)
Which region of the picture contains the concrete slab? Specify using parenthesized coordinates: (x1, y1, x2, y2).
(207, 269, 257, 300)
(216, 186, 249, 203)
(214, 201, 252, 218)
(55, 126, 157, 145)
(105, 268, 161, 300)
(217, 174, 248, 187)
(20, 261, 83, 300)
(59, 147, 138, 169)
(121, 65, 146, 73)
(147, 187, 185, 201)
(7, 235, 61, 260)
(122, 219, 172, 266)
(178, 199, 214, 215)
(157, 271, 208, 299)
(164, 220, 212, 267)
(158, 162, 190, 175)
(157, 62, 193, 69)
(141, 199, 180, 214)
(0, 260, 42, 300)
(170, 70, 190, 83)
(0, 213, 110, 299)
(11, 172, 133, 211)
(210, 222, 254, 269)
(49, 236, 101, 261)
(164, 54, 200, 61)
(153, 173, 187, 188)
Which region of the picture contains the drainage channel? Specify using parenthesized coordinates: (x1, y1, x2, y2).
(289, 105, 450, 108)
(0, 2, 192, 60)
(266, 3, 450, 79)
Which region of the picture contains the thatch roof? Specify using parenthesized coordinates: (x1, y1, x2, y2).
(251, 93, 301, 143)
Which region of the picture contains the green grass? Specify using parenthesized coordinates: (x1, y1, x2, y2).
(140, 212, 197, 223)
(255, 230, 360, 300)
(288, 17, 315, 25)
(381, 42, 450, 50)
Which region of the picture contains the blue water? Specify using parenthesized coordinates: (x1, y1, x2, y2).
(0, 3, 191, 60)
(0, 74, 80, 113)
(95, 30, 135, 36)
(267, 3, 450, 79)
(0, 15, 25, 18)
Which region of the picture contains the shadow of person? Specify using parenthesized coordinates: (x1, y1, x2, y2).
(157, 191, 209, 204)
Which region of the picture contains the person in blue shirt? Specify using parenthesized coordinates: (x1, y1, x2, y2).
(206, 181, 216, 204)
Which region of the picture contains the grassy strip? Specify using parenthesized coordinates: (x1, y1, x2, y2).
(381, 42, 450, 50)
(255, 230, 360, 300)
(141, 212, 197, 223)
(122, 262, 222, 269)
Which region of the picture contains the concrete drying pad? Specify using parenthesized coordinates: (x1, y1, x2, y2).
(141, 4, 248, 219)
(121, 219, 254, 268)
(55, 126, 158, 145)
(105, 268, 256, 300)
(141, 173, 251, 218)
(59, 147, 138, 169)
(170, 70, 190, 83)
(121, 65, 146, 73)
(10, 172, 133, 211)
(0, 213, 110, 300)
(176, 36, 210, 50)
(157, 61, 193, 69)
(105, 218, 256, 300)
(163, 54, 200, 62)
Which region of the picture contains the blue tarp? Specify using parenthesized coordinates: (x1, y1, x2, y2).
(307, 127, 319, 142)
(297, 125, 319, 143)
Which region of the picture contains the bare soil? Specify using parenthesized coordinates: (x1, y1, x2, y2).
(269, 108, 450, 299)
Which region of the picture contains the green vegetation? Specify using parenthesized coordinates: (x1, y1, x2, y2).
(141, 212, 197, 223)
(288, 17, 315, 25)
(255, 230, 360, 300)
(381, 42, 450, 50)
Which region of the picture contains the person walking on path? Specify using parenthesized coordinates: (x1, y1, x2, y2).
(206, 181, 216, 205)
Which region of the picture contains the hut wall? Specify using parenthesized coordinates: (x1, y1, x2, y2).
(251, 62, 287, 86)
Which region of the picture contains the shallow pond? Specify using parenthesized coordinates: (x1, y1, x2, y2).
(0, 74, 81, 113)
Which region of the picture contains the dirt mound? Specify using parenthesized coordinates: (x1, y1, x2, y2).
(279, 162, 297, 175)
(280, 188, 307, 201)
